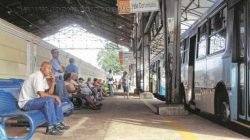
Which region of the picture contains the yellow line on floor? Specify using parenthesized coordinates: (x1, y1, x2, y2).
(141, 99, 198, 140)
(166, 119, 198, 140)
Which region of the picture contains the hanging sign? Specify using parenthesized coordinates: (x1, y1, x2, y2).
(117, 0, 160, 14)
(119, 51, 135, 65)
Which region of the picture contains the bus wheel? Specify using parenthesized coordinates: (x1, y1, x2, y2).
(221, 101, 230, 122)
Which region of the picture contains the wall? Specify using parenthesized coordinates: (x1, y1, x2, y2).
(0, 18, 105, 80)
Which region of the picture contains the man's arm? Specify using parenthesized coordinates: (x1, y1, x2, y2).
(59, 66, 65, 73)
(51, 59, 64, 73)
(75, 65, 79, 74)
(47, 73, 56, 95)
(65, 84, 77, 93)
(33, 73, 61, 106)
(38, 91, 62, 106)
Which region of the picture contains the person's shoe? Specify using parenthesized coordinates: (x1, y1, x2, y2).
(55, 123, 70, 130)
(46, 127, 63, 135)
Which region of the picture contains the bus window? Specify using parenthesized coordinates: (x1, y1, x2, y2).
(238, 7, 245, 58)
(209, 8, 227, 54)
(197, 22, 207, 58)
(184, 39, 189, 63)
(181, 41, 185, 64)
(181, 39, 189, 64)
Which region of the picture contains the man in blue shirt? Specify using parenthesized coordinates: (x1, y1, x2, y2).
(65, 58, 79, 74)
(50, 49, 69, 101)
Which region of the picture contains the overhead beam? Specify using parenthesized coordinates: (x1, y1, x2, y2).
(77, 12, 132, 35)
(77, 20, 131, 40)
(181, 0, 195, 15)
(144, 11, 158, 34)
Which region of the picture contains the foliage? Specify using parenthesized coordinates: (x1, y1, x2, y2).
(97, 42, 123, 74)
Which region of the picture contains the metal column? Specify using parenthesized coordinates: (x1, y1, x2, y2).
(135, 23, 139, 90)
(162, 0, 171, 103)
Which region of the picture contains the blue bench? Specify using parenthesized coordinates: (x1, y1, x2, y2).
(0, 79, 74, 140)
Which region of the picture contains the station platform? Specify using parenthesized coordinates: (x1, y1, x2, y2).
(5, 93, 249, 140)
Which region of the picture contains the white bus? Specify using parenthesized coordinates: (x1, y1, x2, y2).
(180, 0, 250, 125)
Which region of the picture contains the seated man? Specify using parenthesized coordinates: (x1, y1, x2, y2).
(18, 61, 69, 135)
(93, 78, 103, 100)
(86, 78, 98, 101)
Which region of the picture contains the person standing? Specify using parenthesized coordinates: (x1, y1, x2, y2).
(18, 61, 69, 135)
(65, 58, 79, 74)
(122, 71, 129, 99)
(50, 48, 69, 101)
(106, 70, 114, 96)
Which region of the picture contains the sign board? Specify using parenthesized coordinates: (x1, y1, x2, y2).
(119, 51, 136, 65)
(117, 0, 160, 14)
(119, 52, 124, 65)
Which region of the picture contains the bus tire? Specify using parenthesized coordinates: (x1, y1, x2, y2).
(214, 83, 230, 122)
(221, 101, 230, 122)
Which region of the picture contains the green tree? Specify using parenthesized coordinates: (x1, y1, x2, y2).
(97, 42, 123, 74)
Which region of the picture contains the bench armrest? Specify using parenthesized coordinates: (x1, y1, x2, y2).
(0, 125, 7, 140)
(1, 112, 36, 140)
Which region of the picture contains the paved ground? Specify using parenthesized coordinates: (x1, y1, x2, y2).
(5, 94, 249, 140)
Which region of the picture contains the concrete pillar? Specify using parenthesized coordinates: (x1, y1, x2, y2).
(162, 0, 181, 103)
(168, 0, 181, 103)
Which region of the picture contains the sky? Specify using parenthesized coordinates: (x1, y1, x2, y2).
(43, 24, 108, 68)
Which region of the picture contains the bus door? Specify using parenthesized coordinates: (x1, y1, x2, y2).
(188, 35, 196, 103)
(246, 0, 250, 121)
(235, 0, 250, 121)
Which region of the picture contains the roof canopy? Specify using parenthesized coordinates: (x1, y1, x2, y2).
(0, 0, 217, 49)
(0, 0, 134, 47)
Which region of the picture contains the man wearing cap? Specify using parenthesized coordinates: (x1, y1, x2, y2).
(50, 49, 69, 101)
(65, 58, 79, 74)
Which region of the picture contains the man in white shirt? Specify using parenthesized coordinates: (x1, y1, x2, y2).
(106, 70, 114, 96)
(18, 61, 69, 135)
